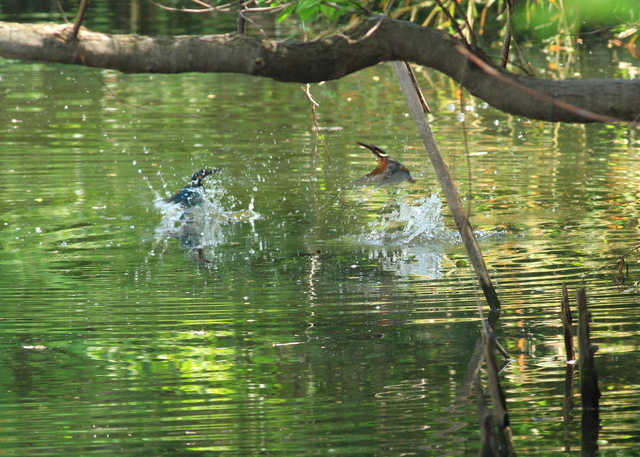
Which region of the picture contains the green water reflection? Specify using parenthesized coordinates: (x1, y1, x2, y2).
(2, 27, 640, 457)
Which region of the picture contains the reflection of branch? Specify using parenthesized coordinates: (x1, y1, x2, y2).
(305, 250, 321, 301)
(474, 376, 499, 455)
(562, 363, 575, 442)
(459, 309, 500, 399)
(598, 242, 640, 269)
(577, 289, 601, 410)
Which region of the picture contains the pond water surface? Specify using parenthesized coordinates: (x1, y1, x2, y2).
(2, 14, 640, 457)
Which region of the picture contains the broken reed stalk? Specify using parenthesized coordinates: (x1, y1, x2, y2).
(576, 288, 601, 455)
(391, 61, 500, 310)
(561, 282, 575, 362)
(474, 376, 499, 457)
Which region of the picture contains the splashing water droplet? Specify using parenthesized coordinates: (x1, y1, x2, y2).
(359, 194, 457, 245)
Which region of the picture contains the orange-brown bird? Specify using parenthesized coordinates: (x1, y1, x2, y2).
(353, 142, 415, 187)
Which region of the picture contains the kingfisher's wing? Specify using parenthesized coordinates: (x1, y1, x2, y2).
(374, 162, 415, 187)
(353, 142, 415, 187)
(353, 158, 415, 187)
(166, 187, 205, 207)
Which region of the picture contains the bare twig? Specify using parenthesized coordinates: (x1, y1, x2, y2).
(147, 0, 245, 14)
(383, 0, 395, 15)
(450, 0, 476, 47)
(500, 0, 515, 67)
(506, 34, 535, 76)
(320, 0, 368, 16)
(433, 0, 469, 47)
(56, 0, 71, 24)
(302, 84, 330, 162)
(403, 62, 430, 113)
(458, 89, 472, 215)
(456, 45, 628, 124)
(71, 0, 89, 40)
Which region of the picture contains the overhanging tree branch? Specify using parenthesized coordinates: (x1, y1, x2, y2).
(1, 16, 639, 123)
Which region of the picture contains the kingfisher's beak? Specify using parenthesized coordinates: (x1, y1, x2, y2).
(194, 169, 221, 180)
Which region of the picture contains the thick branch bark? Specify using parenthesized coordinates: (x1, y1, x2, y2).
(1, 17, 639, 123)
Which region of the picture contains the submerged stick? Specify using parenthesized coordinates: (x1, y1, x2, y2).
(481, 321, 515, 456)
(474, 376, 499, 457)
(562, 362, 575, 445)
(577, 288, 600, 456)
(577, 288, 601, 409)
(561, 282, 575, 362)
(391, 61, 500, 310)
(561, 284, 576, 448)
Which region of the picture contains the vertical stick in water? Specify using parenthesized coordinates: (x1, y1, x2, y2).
(577, 288, 600, 456)
(391, 61, 500, 310)
(561, 282, 575, 362)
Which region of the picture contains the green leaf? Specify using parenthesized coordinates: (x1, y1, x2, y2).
(296, 0, 322, 23)
(320, 3, 345, 21)
(277, 3, 297, 24)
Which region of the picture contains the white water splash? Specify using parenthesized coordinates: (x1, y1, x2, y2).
(358, 193, 458, 246)
(148, 176, 260, 250)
